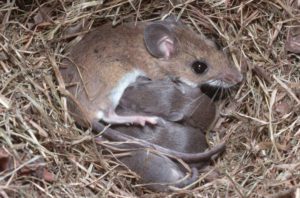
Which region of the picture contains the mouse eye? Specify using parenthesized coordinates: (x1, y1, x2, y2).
(191, 61, 208, 74)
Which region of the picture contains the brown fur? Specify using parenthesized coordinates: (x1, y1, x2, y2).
(60, 19, 242, 125)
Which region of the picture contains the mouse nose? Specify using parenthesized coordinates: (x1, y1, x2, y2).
(223, 70, 243, 85)
(235, 72, 244, 83)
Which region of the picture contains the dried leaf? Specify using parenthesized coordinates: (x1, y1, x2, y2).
(252, 65, 272, 85)
(28, 119, 49, 138)
(33, 6, 53, 25)
(255, 141, 288, 151)
(285, 27, 300, 53)
(42, 168, 55, 182)
(0, 51, 8, 61)
(0, 94, 11, 109)
(0, 149, 54, 182)
(0, 148, 10, 172)
(63, 20, 86, 38)
(19, 159, 55, 182)
(275, 102, 291, 115)
(290, 82, 300, 98)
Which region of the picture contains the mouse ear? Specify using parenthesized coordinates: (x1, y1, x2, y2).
(167, 112, 184, 122)
(162, 14, 183, 27)
(144, 23, 177, 59)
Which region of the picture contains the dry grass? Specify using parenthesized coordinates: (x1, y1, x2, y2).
(0, 0, 299, 197)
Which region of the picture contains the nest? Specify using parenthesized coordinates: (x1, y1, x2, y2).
(0, 0, 299, 197)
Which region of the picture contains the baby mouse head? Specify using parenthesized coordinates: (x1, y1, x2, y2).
(143, 17, 243, 89)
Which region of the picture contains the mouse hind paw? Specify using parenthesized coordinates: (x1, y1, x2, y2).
(134, 116, 158, 126)
(102, 111, 158, 126)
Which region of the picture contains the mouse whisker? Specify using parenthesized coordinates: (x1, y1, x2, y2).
(131, 84, 171, 89)
(188, 93, 214, 115)
(188, 91, 210, 106)
(211, 84, 222, 101)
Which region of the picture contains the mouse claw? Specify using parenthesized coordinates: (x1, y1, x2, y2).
(156, 117, 166, 126)
(139, 119, 146, 126)
(146, 116, 159, 125)
(135, 116, 158, 126)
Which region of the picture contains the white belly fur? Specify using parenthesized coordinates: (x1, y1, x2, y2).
(109, 69, 146, 108)
(95, 69, 146, 120)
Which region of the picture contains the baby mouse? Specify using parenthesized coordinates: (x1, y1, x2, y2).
(118, 150, 199, 192)
(117, 76, 217, 130)
(96, 78, 222, 192)
(113, 77, 219, 158)
(60, 16, 243, 127)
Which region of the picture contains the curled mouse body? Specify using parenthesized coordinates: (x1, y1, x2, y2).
(118, 150, 199, 192)
(94, 78, 223, 192)
(114, 77, 217, 153)
(93, 121, 225, 163)
(109, 122, 209, 192)
(60, 17, 243, 127)
(117, 76, 217, 130)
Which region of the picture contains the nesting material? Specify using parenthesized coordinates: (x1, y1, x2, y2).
(0, 0, 299, 197)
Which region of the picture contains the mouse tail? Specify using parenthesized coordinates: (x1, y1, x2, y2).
(173, 167, 199, 189)
(92, 120, 226, 163)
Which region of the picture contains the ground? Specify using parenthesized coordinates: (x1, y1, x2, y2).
(0, 0, 299, 197)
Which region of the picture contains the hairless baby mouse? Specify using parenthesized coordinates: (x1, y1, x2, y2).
(60, 16, 243, 127)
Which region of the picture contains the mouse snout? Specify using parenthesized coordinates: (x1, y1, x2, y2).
(222, 70, 243, 86)
(205, 69, 243, 89)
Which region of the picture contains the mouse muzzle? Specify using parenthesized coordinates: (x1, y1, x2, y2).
(205, 68, 243, 89)
(201, 69, 243, 100)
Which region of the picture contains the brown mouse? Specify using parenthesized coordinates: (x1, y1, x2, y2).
(60, 16, 243, 127)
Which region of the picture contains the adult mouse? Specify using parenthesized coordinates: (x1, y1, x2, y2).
(60, 16, 243, 128)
